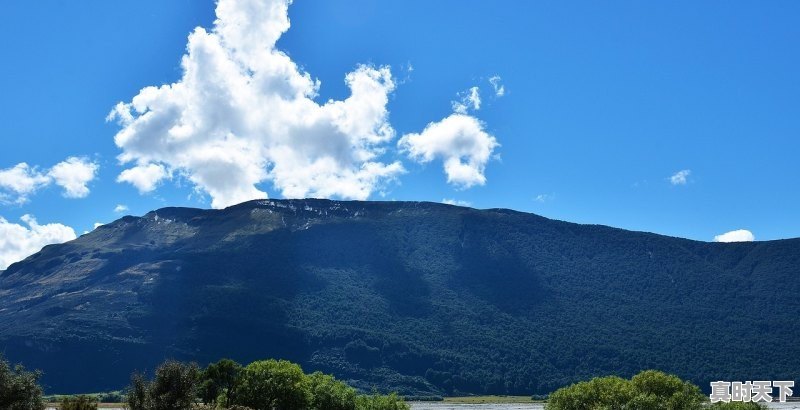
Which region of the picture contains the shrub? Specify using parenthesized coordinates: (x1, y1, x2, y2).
(355, 392, 409, 410)
(59, 395, 98, 410)
(231, 359, 310, 410)
(97, 391, 124, 403)
(0, 355, 45, 410)
(307, 371, 357, 410)
(630, 370, 705, 409)
(546, 370, 704, 410)
(710, 403, 768, 409)
(547, 375, 634, 410)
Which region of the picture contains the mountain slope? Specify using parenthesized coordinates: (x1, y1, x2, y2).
(1, 199, 798, 394)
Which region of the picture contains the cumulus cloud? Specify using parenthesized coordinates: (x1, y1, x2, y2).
(48, 157, 99, 198)
(452, 87, 481, 114)
(117, 163, 168, 194)
(670, 169, 691, 185)
(713, 229, 755, 243)
(114, 204, 129, 213)
(108, 0, 409, 208)
(0, 158, 99, 203)
(399, 114, 499, 188)
(0, 163, 51, 204)
(0, 215, 76, 270)
(489, 75, 505, 97)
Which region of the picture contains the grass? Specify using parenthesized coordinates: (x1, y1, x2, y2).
(442, 395, 539, 403)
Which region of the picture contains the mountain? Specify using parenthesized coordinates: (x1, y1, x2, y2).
(1, 199, 798, 395)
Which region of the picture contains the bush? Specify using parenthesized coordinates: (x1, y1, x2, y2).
(630, 370, 705, 409)
(307, 371, 358, 410)
(710, 403, 768, 409)
(97, 392, 124, 403)
(546, 375, 634, 410)
(60, 395, 98, 410)
(355, 392, 409, 410)
(0, 355, 45, 410)
(232, 359, 310, 410)
(546, 370, 705, 410)
(126, 360, 200, 410)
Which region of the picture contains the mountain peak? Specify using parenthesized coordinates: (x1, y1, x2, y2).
(1, 199, 798, 395)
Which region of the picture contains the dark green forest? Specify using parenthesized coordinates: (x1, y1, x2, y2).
(0, 199, 798, 395)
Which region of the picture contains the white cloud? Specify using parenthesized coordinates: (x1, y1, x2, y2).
(670, 169, 691, 185)
(0, 163, 51, 204)
(442, 198, 471, 207)
(534, 193, 555, 203)
(116, 163, 168, 194)
(399, 114, 499, 188)
(489, 75, 505, 97)
(452, 87, 481, 114)
(713, 229, 755, 243)
(107, 0, 410, 209)
(0, 215, 76, 270)
(0, 158, 98, 203)
(47, 157, 99, 198)
(114, 204, 129, 213)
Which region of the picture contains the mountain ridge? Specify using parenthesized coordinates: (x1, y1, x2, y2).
(1, 199, 798, 395)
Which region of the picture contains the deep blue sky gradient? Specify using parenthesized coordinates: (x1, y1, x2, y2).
(1, 1, 798, 241)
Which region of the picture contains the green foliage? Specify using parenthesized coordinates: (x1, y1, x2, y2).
(629, 370, 705, 409)
(126, 360, 200, 410)
(0, 355, 45, 410)
(231, 359, 310, 410)
(307, 371, 358, 410)
(199, 358, 242, 406)
(355, 392, 409, 410)
(127, 373, 151, 410)
(709, 403, 768, 409)
(149, 360, 200, 410)
(546, 370, 705, 410)
(9, 200, 799, 394)
(59, 395, 98, 410)
(97, 391, 124, 403)
(546, 375, 634, 410)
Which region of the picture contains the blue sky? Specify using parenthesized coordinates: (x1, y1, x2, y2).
(1, 0, 799, 268)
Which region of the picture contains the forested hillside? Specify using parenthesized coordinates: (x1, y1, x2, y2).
(0, 199, 797, 394)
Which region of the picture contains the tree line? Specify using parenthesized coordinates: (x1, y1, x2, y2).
(0, 355, 407, 410)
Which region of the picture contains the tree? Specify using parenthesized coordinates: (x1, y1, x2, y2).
(148, 360, 200, 410)
(307, 371, 358, 410)
(546, 370, 705, 410)
(232, 359, 310, 410)
(126, 360, 200, 410)
(546, 375, 634, 410)
(127, 372, 151, 410)
(0, 355, 45, 410)
(630, 370, 704, 409)
(199, 358, 242, 406)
